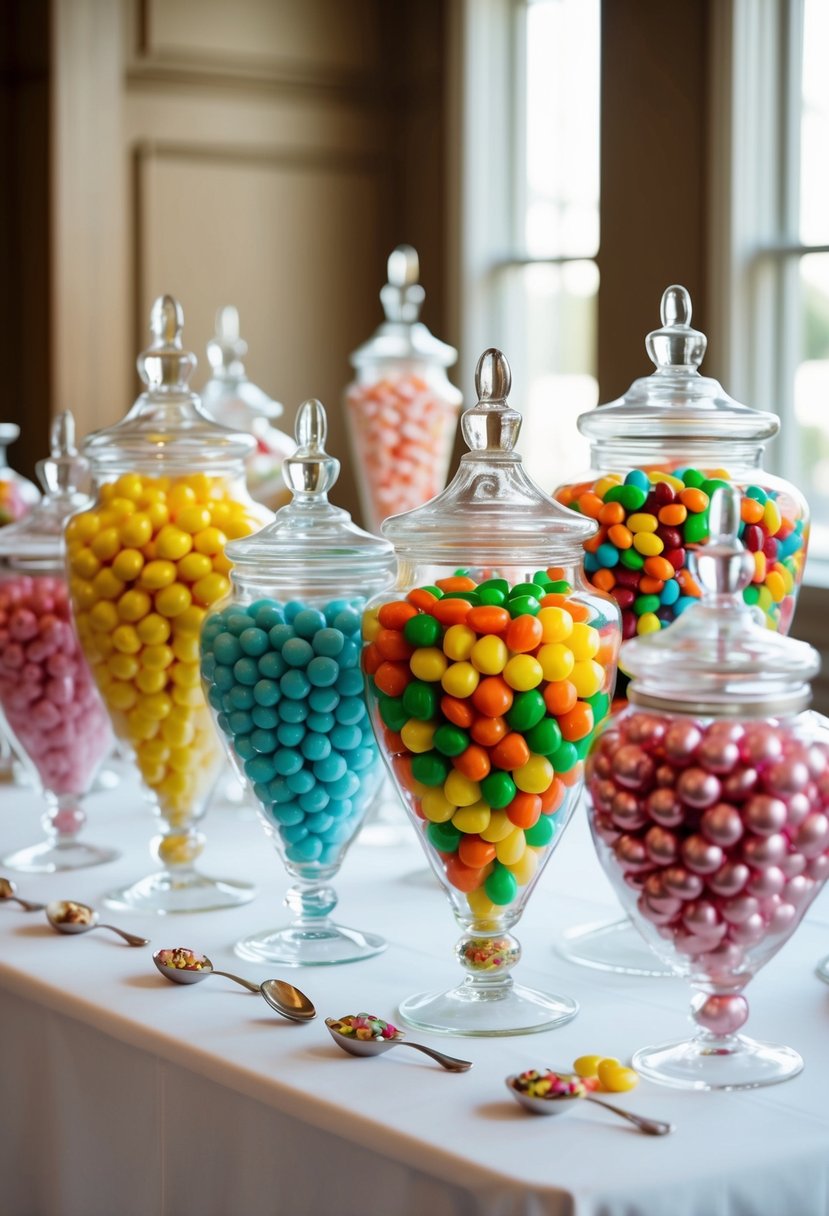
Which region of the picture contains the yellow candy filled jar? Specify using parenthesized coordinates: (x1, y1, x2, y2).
(363, 350, 621, 1035)
(66, 296, 270, 914)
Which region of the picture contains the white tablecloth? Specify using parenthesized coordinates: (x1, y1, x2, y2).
(2, 771, 829, 1216)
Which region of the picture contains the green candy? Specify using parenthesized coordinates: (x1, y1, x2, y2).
(420, 585, 443, 598)
(378, 695, 408, 732)
(402, 681, 438, 722)
(403, 613, 442, 648)
(605, 484, 647, 511)
(507, 595, 541, 618)
(525, 816, 555, 847)
(545, 579, 572, 593)
(506, 690, 546, 732)
(700, 478, 731, 498)
(684, 511, 709, 544)
(478, 587, 506, 606)
(484, 863, 519, 905)
(442, 590, 480, 605)
(681, 468, 706, 488)
(586, 691, 610, 722)
(634, 594, 661, 616)
(412, 751, 451, 787)
(574, 734, 594, 759)
(433, 724, 470, 757)
(525, 717, 563, 756)
(620, 548, 645, 570)
(743, 585, 760, 605)
(477, 578, 509, 595)
(480, 771, 517, 809)
(549, 740, 579, 772)
(508, 582, 545, 600)
(427, 820, 460, 853)
(533, 570, 553, 587)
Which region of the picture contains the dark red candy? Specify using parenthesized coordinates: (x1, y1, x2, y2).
(622, 610, 638, 640)
(763, 536, 779, 561)
(643, 492, 661, 515)
(664, 547, 686, 571)
(615, 566, 642, 589)
(611, 587, 636, 609)
(652, 481, 676, 505)
(743, 524, 764, 552)
(657, 526, 682, 550)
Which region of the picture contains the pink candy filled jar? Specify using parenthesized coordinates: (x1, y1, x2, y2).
(585, 485, 829, 1089)
(0, 413, 115, 873)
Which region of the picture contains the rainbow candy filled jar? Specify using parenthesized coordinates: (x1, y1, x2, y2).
(66, 296, 269, 914)
(363, 349, 621, 1035)
(0, 413, 114, 873)
(201, 398, 396, 965)
(555, 285, 807, 641)
(586, 487, 829, 1090)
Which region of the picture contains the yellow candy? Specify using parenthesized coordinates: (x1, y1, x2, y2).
(176, 553, 213, 584)
(92, 568, 126, 601)
(779, 565, 794, 594)
(409, 647, 448, 682)
(452, 801, 491, 834)
(636, 612, 661, 636)
(632, 532, 664, 557)
(361, 607, 380, 641)
(173, 606, 206, 636)
(571, 659, 604, 698)
(764, 498, 782, 535)
(155, 583, 192, 618)
(537, 643, 575, 682)
(537, 606, 573, 644)
(112, 624, 141, 654)
(443, 770, 481, 807)
(175, 505, 212, 534)
(156, 526, 193, 561)
(421, 789, 456, 822)
(566, 622, 599, 660)
(470, 635, 508, 675)
(597, 1059, 639, 1092)
(106, 680, 138, 711)
(441, 661, 479, 698)
(765, 570, 785, 603)
(113, 473, 144, 501)
(112, 548, 145, 582)
(495, 827, 526, 865)
(465, 887, 499, 922)
(192, 573, 231, 606)
(169, 661, 200, 689)
(479, 809, 515, 842)
(117, 589, 151, 623)
(107, 653, 140, 681)
(443, 623, 476, 661)
(145, 501, 169, 530)
(119, 514, 153, 548)
(172, 685, 203, 708)
(753, 551, 767, 583)
(649, 470, 685, 491)
(506, 846, 538, 885)
(594, 474, 622, 498)
(140, 560, 177, 591)
(513, 754, 554, 794)
(66, 512, 99, 543)
(401, 719, 437, 753)
(70, 547, 101, 580)
(141, 644, 174, 671)
(573, 1054, 603, 1078)
(193, 526, 227, 556)
(503, 654, 543, 691)
(137, 691, 172, 720)
(90, 601, 119, 633)
(167, 484, 196, 514)
(90, 527, 120, 561)
(171, 635, 200, 663)
(135, 667, 167, 694)
(136, 613, 171, 645)
(161, 716, 195, 748)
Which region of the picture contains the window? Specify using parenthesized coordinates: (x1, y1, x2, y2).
(457, 0, 600, 491)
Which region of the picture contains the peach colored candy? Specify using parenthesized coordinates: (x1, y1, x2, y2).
(0, 575, 112, 796)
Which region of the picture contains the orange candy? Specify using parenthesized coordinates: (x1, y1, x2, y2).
(467, 605, 510, 635)
(506, 792, 542, 829)
(444, 855, 487, 892)
(383, 728, 404, 753)
(558, 702, 594, 742)
(540, 777, 565, 813)
(576, 492, 604, 519)
(607, 524, 633, 550)
(638, 576, 665, 595)
(430, 598, 473, 626)
(378, 600, 418, 630)
(740, 497, 765, 525)
(375, 628, 414, 662)
(392, 753, 416, 789)
(543, 679, 578, 716)
(453, 743, 491, 782)
(591, 569, 616, 593)
(458, 835, 497, 868)
(679, 487, 709, 514)
(505, 614, 544, 653)
(491, 732, 530, 771)
(435, 575, 478, 593)
(373, 660, 411, 697)
(643, 555, 675, 582)
(407, 587, 438, 611)
(362, 643, 382, 676)
(598, 502, 625, 526)
(470, 715, 508, 747)
(540, 593, 590, 622)
(658, 503, 687, 527)
(440, 694, 475, 728)
(472, 676, 513, 717)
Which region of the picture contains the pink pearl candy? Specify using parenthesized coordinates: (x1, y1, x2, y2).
(692, 993, 748, 1035)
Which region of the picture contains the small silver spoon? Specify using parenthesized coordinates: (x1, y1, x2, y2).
(153, 949, 316, 1022)
(46, 900, 149, 947)
(506, 1076, 673, 1136)
(325, 1018, 472, 1072)
(0, 877, 46, 912)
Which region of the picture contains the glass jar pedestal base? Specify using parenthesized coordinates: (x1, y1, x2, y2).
(633, 1034, 803, 1091)
(235, 922, 386, 967)
(558, 916, 674, 977)
(1, 838, 118, 874)
(103, 868, 255, 916)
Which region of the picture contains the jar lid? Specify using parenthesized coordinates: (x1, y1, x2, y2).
(349, 246, 458, 369)
(83, 295, 255, 474)
(578, 285, 780, 444)
(381, 349, 598, 564)
(226, 398, 395, 588)
(201, 305, 287, 426)
(624, 486, 818, 716)
(0, 411, 90, 567)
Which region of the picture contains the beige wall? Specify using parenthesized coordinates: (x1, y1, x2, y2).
(52, 0, 450, 521)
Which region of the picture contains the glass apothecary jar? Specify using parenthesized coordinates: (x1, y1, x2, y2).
(66, 295, 270, 914)
(0, 422, 40, 525)
(363, 349, 621, 1035)
(585, 487, 829, 1089)
(345, 245, 462, 533)
(201, 398, 396, 964)
(201, 305, 295, 512)
(0, 412, 115, 872)
(555, 285, 808, 641)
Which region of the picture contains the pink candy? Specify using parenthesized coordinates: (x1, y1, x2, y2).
(0, 575, 112, 795)
(587, 713, 829, 983)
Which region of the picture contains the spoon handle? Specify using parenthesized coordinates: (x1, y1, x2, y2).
(397, 1041, 473, 1072)
(211, 969, 262, 994)
(97, 923, 151, 947)
(13, 896, 46, 912)
(586, 1096, 674, 1136)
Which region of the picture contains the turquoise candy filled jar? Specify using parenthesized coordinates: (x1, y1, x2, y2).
(200, 398, 396, 965)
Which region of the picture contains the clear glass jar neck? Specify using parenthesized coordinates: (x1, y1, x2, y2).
(590, 437, 766, 470)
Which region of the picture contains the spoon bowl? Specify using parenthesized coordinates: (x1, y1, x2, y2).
(325, 1018, 472, 1072)
(505, 1075, 674, 1136)
(46, 901, 149, 947)
(153, 948, 316, 1022)
(0, 877, 45, 912)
